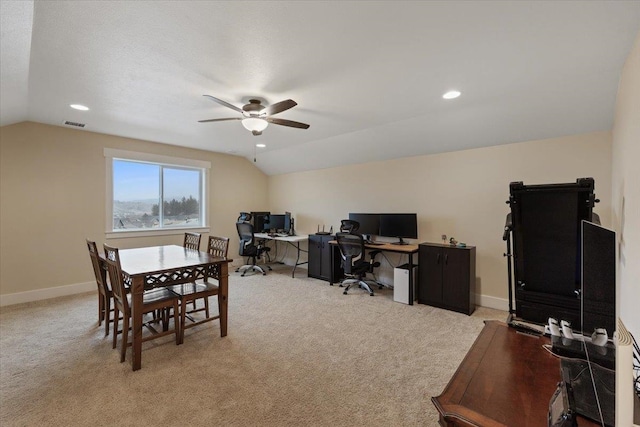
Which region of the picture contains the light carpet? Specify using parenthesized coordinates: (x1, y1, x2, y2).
(0, 265, 506, 426)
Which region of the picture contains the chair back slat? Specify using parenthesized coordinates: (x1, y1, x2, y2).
(183, 232, 201, 250)
(102, 244, 129, 314)
(86, 239, 108, 292)
(207, 236, 229, 258)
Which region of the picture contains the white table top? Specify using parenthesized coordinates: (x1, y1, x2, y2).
(254, 233, 308, 242)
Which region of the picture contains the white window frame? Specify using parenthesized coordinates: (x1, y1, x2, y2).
(105, 148, 210, 239)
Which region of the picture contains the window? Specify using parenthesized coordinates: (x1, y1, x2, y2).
(105, 149, 209, 236)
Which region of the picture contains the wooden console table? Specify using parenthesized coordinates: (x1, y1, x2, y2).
(432, 321, 599, 426)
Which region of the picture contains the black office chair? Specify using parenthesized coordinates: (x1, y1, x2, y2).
(236, 221, 272, 276)
(335, 232, 382, 296)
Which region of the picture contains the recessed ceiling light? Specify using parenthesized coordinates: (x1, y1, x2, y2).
(70, 104, 89, 111)
(442, 90, 461, 100)
(256, 143, 266, 148)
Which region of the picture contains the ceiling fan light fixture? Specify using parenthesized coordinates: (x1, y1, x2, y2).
(442, 90, 461, 100)
(242, 117, 268, 132)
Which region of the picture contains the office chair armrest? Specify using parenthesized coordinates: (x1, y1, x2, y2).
(368, 250, 381, 258)
(343, 255, 354, 274)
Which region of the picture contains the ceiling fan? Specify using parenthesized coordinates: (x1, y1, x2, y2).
(199, 95, 310, 136)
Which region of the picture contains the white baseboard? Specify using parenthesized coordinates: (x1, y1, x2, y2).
(0, 280, 510, 312)
(476, 293, 509, 311)
(0, 281, 95, 307)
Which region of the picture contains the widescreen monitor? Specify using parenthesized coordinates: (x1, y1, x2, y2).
(348, 213, 380, 236)
(265, 214, 286, 231)
(581, 220, 616, 337)
(284, 212, 292, 234)
(379, 213, 418, 245)
(251, 211, 270, 232)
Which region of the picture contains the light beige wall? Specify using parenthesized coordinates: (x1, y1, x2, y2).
(0, 122, 268, 296)
(612, 31, 640, 341)
(269, 131, 612, 306)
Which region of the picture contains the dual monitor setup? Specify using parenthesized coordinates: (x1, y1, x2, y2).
(251, 211, 294, 235)
(348, 213, 418, 245)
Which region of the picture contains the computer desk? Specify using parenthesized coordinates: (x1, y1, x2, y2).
(254, 233, 309, 278)
(329, 240, 419, 304)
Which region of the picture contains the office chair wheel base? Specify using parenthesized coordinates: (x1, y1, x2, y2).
(343, 290, 348, 295)
(369, 292, 374, 296)
(262, 272, 266, 275)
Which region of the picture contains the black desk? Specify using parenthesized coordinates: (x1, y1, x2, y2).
(329, 241, 419, 304)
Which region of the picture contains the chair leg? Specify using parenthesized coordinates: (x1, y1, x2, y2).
(162, 308, 169, 332)
(112, 307, 119, 349)
(104, 296, 111, 337)
(204, 297, 210, 319)
(98, 293, 104, 326)
(174, 301, 181, 345)
(120, 314, 129, 363)
(359, 281, 375, 296)
(180, 299, 187, 344)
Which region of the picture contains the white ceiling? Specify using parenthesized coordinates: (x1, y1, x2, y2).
(1, 1, 639, 175)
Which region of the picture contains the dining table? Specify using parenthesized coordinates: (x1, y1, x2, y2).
(100, 244, 231, 371)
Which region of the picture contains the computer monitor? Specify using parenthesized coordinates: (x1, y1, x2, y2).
(284, 212, 292, 234)
(265, 214, 285, 231)
(348, 213, 380, 236)
(251, 211, 270, 232)
(379, 213, 418, 245)
(581, 220, 616, 337)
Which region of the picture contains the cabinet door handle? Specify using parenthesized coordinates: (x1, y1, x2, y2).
(436, 253, 440, 264)
(445, 254, 448, 265)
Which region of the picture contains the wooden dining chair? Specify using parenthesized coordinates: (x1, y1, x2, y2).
(183, 232, 201, 250)
(183, 232, 202, 311)
(86, 239, 114, 336)
(102, 244, 181, 363)
(169, 235, 229, 343)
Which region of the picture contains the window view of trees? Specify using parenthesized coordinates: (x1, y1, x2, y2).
(112, 159, 203, 230)
(151, 196, 199, 216)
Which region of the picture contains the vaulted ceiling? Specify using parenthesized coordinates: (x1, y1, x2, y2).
(2, 1, 639, 175)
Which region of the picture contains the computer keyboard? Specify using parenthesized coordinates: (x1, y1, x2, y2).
(366, 241, 384, 246)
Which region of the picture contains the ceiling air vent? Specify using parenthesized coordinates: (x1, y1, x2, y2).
(63, 120, 86, 128)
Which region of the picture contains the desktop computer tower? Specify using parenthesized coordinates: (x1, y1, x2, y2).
(393, 263, 417, 304)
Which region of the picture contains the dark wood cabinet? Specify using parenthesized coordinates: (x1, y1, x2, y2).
(418, 243, 476, 315)
(308, 234, 342, 282)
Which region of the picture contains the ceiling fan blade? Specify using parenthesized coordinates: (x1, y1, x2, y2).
(266, 117, 310, 129)
(203, 95, 244, 114)
(263, 99, 297, 116)
(198, 117, 242, 123)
